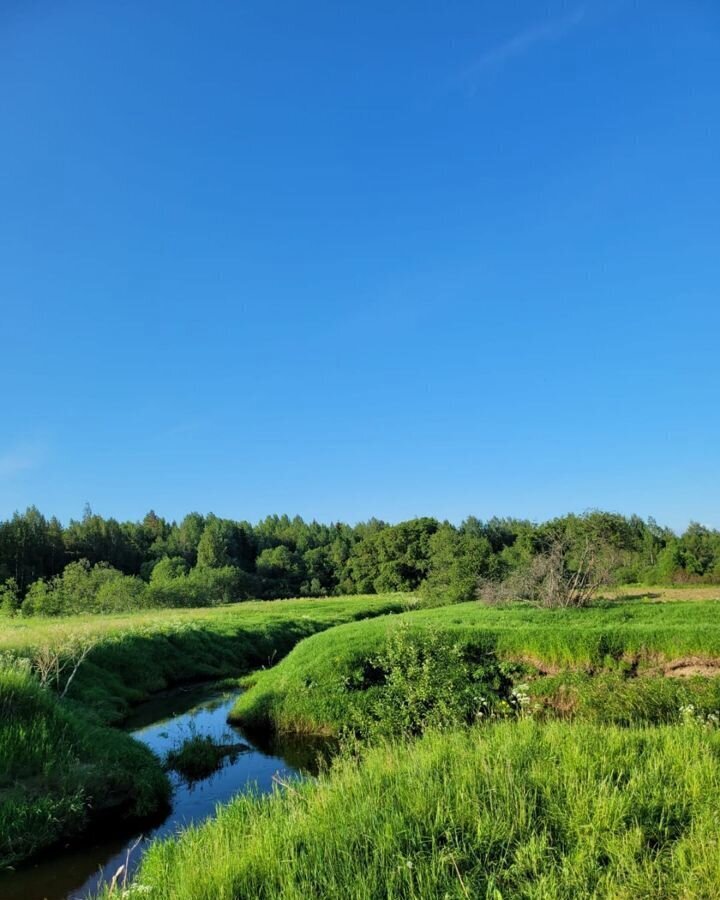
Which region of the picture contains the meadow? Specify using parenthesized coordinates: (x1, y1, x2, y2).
(0, 594, 409, 721)
(6, 588, 720, 896)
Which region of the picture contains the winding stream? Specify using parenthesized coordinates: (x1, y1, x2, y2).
(1, 685, 330, 900)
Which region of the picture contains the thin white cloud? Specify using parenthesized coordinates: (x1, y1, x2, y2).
(0, 444, 44, 479)
(462, 7, 585, 85)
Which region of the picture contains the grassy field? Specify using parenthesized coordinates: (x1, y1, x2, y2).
(0, 594, 408, 867)
(104, 720, 720, 900)
(231, 598, 720, 736)
(604, 585, 720, 602)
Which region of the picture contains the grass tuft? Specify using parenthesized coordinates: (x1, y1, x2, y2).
(165, 733, 249, 782)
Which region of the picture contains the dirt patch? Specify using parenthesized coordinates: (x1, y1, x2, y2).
(663, 657, 720, 678)
(515, 658, 561, 676)
(606, 586, 720, 603)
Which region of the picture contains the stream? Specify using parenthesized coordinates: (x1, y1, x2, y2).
(1, 684, 331, 900)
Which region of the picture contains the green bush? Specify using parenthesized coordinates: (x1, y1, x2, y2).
(352, 623, 519, 738)
(22, 560, 148, 616)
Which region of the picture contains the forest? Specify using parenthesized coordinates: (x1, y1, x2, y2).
(1, 505, 719, 616)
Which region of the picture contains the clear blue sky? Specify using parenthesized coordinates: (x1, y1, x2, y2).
(1, 1, 718, 531)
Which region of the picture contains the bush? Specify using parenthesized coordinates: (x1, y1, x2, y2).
(478, 535, 616, 608)
(22, 561, 148, 616)
(147, 565, 257, 608)
(0, 578, 21, 616)
(20, 558, 260, 615)
(354, 624, 519, 738)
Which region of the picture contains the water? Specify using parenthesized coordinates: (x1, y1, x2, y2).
(1, 684, 330, 900)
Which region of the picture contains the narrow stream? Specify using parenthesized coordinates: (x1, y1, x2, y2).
(1, 684, 331, 900)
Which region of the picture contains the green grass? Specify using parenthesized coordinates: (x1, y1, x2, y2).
(0, 666, 169, 868)
(1, 594, 411, 723)
(165, 733, 248, 782)
(231, 598, 720, 735)
(0, 594, 408, 868)
(8, 591, 720, 883)
(527, 672, 720, 725)
(103, 720, 720, 899)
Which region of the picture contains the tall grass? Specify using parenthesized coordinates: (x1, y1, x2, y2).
(231, 599, 720, 735)
(0, 665, 169, 867)
(106, 720, 720, 899)
(528, 671, 720, 724)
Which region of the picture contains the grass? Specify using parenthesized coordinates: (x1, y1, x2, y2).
(604, 584, 720, 602)
(0, 665, 169, 868)
(231, 598, 720, 735)
(0, 594, 408, 868)
(0, 594, 411, 723)
(165, 733, 249, 782)
(527, 672, 720, 725)
(102, 720, 720, 899)
(8, 589, 720, 887)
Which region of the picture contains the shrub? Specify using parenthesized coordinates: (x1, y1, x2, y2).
(478, 534, 616, 608)
(22, 560, 148, 616)
(354, 623, 519, 738)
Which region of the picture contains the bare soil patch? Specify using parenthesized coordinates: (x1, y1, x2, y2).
(664, 657, 720, 678)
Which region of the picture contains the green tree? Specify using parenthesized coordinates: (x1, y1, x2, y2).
(422, 523, 495, 603)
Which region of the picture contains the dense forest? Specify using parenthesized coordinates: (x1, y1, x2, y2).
(0, 506, 719, 616)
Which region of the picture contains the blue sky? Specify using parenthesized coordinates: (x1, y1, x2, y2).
(1, 0, 719, 530)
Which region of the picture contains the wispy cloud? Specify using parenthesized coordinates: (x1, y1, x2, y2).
(460, 7, 585, 87)
(0, 443, 44, 479)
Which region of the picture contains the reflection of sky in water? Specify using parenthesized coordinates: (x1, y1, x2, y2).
(129, 691, 301, 837)
(0, 686, 324, 900)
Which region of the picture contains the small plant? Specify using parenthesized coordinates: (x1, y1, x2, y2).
(679, 703, 720, 729)
(31, 635, 97, 698)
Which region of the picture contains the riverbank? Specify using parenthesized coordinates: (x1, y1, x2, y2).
(231, 597, 720, 736)
(0, 668, 169, 869)
(1, 682, 331, 900)
(0, 594, 409, 868)
(102, 719, 720, 899)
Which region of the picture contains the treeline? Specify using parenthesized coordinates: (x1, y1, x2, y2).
(0, 506, 719, 615)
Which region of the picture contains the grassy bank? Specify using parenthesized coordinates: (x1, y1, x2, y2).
(1, 594, 410, 723)
(0, 594, 408, 867)
(528, 671, 720, 724)
(231, 598, 720, 735)
(0, 666, 168, 868)
(104, 720, 720, 899)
